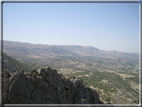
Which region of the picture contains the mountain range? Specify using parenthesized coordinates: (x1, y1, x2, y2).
(3, 40, 139, 60)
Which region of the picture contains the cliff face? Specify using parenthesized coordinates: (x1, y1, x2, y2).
(2, 67, 103, 104)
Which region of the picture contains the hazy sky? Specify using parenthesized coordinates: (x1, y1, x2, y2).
(3, 3, 139, 53)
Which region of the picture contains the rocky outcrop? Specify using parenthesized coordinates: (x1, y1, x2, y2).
(2, 67, 103, 104)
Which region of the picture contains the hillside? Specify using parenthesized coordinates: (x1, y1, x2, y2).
(59, 45, 139, 59)
(2, 52, 31, 72)
(3, 40, 139, 72)
(68, 70, 139, 104)
(3, 40, 139, 59)
(2, 40, 140, 104)
(3, 40, 75, 57)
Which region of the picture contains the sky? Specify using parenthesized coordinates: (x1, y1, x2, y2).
(3, 2, 139, 53)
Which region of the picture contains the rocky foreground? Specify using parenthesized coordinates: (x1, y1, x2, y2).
(2, 67, 104, 104)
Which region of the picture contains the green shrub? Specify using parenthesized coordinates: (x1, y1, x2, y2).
(105, 97, 110, 102)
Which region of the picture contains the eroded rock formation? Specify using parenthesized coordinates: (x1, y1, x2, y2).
(2, 67, 103, 104)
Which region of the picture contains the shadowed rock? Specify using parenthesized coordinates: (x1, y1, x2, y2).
(2, 67, 104, 104)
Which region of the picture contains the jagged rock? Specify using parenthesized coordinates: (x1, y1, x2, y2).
(69, 76, 76, 79)
(37, 67, 44, 76)
(19, 69, 24, 74)
(3, 71, 11, 78)
(2, 67, 104, 104)
(30, 69, 38, 76)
